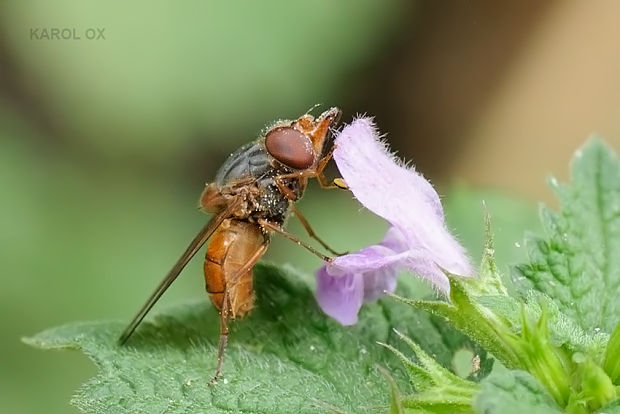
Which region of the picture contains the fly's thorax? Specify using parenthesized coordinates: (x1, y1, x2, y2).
(214, 140, 271, 187)
(253, 175, 297, 223)
(211, 139, 305, 223)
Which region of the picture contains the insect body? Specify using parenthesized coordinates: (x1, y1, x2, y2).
(119, 107, 342, 382)
(204, 220, 263, 318)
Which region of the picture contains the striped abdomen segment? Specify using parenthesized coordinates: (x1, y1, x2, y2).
(204, 220, 265, 318)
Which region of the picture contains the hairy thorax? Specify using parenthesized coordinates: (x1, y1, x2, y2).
(200, 139, 304, 224)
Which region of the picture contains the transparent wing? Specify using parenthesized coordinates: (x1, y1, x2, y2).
(118, 198, 241, 344)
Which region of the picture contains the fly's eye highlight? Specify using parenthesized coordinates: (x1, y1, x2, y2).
(265, 127, 314, 170)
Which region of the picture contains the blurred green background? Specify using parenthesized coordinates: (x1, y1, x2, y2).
(3, 1, 620, 413)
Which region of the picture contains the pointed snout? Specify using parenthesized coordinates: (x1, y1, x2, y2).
(318, 107, 342, 126)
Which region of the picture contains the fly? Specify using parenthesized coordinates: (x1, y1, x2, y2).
(118, 107, 343, 382)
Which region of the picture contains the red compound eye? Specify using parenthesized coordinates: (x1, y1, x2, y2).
(265, 127, 314, 170)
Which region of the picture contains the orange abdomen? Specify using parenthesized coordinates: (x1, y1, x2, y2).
(204, 220, 265, 318)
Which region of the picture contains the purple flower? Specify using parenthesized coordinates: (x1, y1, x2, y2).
(316, 117, 473, 325)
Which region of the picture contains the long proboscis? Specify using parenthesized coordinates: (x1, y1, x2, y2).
(118, 202, 237, 345)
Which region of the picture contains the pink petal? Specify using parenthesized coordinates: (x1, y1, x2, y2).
(327, 246, 408, 276)
(333, 117, 472, 279)
(314, 117, 474, 325)
(315, 229, 403, 324)
(361, 264, 399, 302)
(316, 267, 364, 325)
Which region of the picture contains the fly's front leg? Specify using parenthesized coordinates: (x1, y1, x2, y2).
(274, 163, 347, 191)
(274, 176, 300, 201)
(332, 178, 348, 190)
(315, 144, 350, 189)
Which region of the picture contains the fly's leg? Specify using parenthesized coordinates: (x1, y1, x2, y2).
(273, 145, 347, 191)
(258, 219, 332, 262)
(208, 240, 269, 384)
(332, 178, 348, 189)
(226, 241, 268, 318)
(290, 204, 347, 256)
(314, 144, 340, 189)
(274, 176, 300, 201)
(210, 289, 230, 385)
(274, 169, 344, 256)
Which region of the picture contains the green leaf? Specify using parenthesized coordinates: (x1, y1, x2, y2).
(604, 322, 620, 384)
(600, 399, 620, 413)
(25, 263, 486, 414)
(475, 367, 563, 414)
(516, 139, 620, 333)
(377, 366, 406, 414)
(392, 222, 587, 409)
(381, 330, 479, 414)
(570, 358, 616, 411)
(462, 207, 508, 297)
(476, 292, 608, 357)
(393, 276, 523, 371)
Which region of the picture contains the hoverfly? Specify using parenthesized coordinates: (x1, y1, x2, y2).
(119, 107, 343, 382)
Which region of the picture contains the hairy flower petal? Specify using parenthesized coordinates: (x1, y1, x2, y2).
(315, 117, 473, 324)
(316, 267, 363, 325)
(333, 117, 444, 223)
(332, 117, 472, 277)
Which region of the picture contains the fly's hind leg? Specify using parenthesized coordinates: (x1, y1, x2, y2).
(208, 240, 269, 385)
(210, 288, 231, 385)
(226, 241, 269, 319)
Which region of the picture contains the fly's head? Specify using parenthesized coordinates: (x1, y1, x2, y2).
(264, 107, 341, 171)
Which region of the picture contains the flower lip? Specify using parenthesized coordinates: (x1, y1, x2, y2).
(315, 116, 473, 325)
